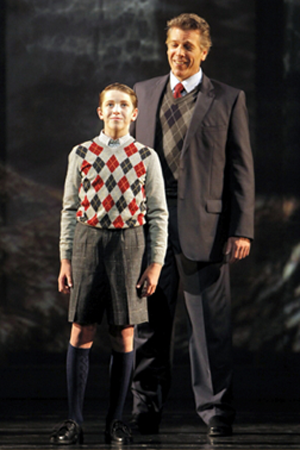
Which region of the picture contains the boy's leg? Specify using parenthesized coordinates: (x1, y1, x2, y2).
(50, 323, 96, 445)
(105, 325, 134, 444)
(66, 344, 89, 425)
(67, 323, 96, 424)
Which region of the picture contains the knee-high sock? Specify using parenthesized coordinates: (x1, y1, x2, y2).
(106, 350, 134, 425)
(67, 343, 90, 425)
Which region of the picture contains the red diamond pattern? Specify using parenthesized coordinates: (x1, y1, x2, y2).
(103, 194, 114, 212)
(124, 142, 138, 157)
(92, 175, 104, 192)
(137, 213, 144, 225)
(128, 198, 139, 216)
(87, 214, 99, 227)
(89, 142, 103, 156)
(118, 176, 130, 193)
(107, 155, 119, 172)
(81, 196, 90, 211)
(134, 161, 146, 177)
(81, 160, 92, 175)
(113, 216, 125, 228)
(76, 210, 83, 217)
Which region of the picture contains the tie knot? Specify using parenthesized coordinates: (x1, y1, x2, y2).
(173, 82, 184, 99)
(108, 138, 120, 147)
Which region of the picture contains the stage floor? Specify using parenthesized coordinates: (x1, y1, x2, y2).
(1, 399, 300, 449)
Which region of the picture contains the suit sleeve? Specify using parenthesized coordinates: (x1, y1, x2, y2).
(227, 91, 255, 240)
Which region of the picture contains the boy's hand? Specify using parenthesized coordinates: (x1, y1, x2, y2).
(137, 263, 162, 297)
(58, 259, 73, 294)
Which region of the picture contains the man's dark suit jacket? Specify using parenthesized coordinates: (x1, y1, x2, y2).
(132, 72, 255, 262)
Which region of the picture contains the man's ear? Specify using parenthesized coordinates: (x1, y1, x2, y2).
(97, 107, 103, 120)
(131, 108, 139, 122)
(201, 49, 208, 62)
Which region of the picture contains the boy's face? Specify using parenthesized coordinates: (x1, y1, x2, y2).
(97, 90, 138, 139)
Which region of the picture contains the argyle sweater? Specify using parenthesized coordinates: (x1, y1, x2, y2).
(60, 134, 168, 264)
(155, 83, 198, 197)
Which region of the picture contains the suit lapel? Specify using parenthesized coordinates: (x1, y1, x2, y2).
(181, 74, 215, 157)
(144, 75, 169, 148)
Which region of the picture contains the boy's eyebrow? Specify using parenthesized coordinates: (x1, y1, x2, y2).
(104, 99, 130, 104)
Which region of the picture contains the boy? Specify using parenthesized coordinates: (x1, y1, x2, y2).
(50, 83, 168, 445)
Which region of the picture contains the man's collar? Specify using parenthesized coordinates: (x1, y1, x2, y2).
(99, 130, 131, 147)
(170, 69, 203, 93)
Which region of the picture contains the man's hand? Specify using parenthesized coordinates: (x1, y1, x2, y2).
(136, 263, 162, 297)
(224, 237, 251, 264)
(58, 259, 73, 294)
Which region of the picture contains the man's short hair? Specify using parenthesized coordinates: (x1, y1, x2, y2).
(99, 83, 138, 109)
(166, 13, 212, 52)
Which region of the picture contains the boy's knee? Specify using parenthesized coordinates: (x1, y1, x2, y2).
(109, 325, 134, 353)
(70, 322, 97, 348)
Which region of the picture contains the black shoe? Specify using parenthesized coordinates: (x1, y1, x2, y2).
(208, 425, 232, 436)
(131, 412, 160, 434)
(50, 419, 83, 445)
(207, 416, 232, 437)
(105, 420, 133, 445)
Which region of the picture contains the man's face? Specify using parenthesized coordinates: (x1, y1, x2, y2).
(97, 90, 138, 139)
(167, 27, 208, 81)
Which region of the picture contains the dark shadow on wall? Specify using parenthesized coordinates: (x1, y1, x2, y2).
(0, 0, 7, 306)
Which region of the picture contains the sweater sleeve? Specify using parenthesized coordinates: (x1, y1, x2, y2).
(145, 151, 168, 265)
(59, 147, 81, 260)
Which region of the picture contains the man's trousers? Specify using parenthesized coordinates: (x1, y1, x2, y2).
(131, 203, 235, 425)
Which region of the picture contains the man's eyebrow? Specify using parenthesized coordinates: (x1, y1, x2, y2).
(169, 39, 195, 46)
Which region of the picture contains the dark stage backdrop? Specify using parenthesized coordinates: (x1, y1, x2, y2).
(1, 0, 300, 401)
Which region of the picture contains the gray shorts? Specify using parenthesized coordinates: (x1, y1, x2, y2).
(69, 223, 148, 326)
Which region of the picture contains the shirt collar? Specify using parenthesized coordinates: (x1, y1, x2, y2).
(170, 68, 203, 93)
(99, 130, 131, 147)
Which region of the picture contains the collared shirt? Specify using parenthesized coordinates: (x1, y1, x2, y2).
(170, 69, 203, 96)
(99, 130, 131, 147)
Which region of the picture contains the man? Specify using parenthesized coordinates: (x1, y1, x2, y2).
(131, 13, 255, 437)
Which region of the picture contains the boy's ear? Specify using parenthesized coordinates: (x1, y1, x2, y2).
(131, 108, 139, 122)
(97, 107, 103, 120)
